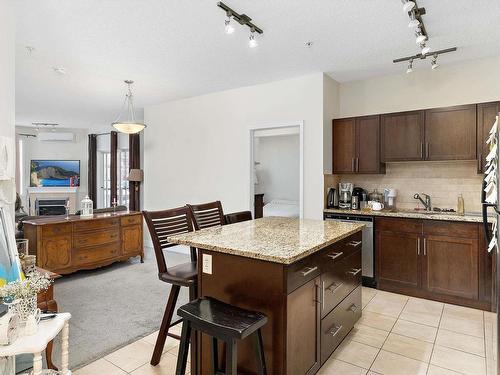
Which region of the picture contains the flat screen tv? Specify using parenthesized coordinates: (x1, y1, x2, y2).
(30, 160, 80, 187)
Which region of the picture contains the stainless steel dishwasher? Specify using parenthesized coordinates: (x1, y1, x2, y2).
(324, 213, 375, 287)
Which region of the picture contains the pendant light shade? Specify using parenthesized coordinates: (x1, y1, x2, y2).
(111, 80, 147, 134)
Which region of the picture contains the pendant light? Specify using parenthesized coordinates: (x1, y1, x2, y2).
(111, 80, 147, 134)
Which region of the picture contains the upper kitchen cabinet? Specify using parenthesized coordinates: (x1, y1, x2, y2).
(477, 101, 500, 173)
(332, 115, 384, 174)
(424, 104, 477, 161)
(381, 110, 425, 162)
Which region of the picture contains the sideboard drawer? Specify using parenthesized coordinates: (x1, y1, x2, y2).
(320, 285, 361, 364)
(42, 224, 72, 238)
(74, 229, 119, 249)
(121, 215, 142, 226)
(73, 243, 120, 266)
(73, 218, 119, 232)
(321, 250, 361, 317)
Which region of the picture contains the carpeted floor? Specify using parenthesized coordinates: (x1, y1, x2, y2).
(48, 246, 190, 370)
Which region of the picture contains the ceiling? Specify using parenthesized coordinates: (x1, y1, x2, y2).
(15, 0, 500, 130)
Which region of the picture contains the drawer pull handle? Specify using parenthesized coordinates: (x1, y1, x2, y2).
(327, 252, 344, 260)
(329, 324, 343, 337)
(326, 282, 343, 293)
(348, 304, 359, 313)
(348, 241, 362, 247)
(300, 266, 318, 276)
(347, 268, 362, 276)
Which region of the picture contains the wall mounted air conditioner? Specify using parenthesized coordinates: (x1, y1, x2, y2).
(37, 132, 75, 142)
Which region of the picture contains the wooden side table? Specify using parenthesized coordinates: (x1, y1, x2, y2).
(0, 312, 71, 375)
(36, 267, 61, 370)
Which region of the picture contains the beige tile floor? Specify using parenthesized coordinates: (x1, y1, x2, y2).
(74, 287, 497, 375)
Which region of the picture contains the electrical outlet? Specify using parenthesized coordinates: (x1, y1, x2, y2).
(202, 254, 212, 275)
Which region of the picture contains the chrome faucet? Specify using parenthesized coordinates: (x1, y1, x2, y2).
(414, 193, 432, 211)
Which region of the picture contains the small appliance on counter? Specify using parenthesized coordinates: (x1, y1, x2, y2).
(368, 189, 384, 203)
(326, 187, 339, 208)
(351, 187, 366, 210)
(384, 188, 397, 211)
(338, 182, 353, 209)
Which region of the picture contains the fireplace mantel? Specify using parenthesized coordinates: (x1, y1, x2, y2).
(27, 187, 78, 194)
(27, 187, 79, 215)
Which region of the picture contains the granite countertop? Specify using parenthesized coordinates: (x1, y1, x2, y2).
(323, 208, 493, 223)
(168, 217, 364, 265)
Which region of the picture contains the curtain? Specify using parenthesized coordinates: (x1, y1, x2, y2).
(129, 133, 141, 211)
(110, 131, 118, 206)
(87, 134, 98, 208)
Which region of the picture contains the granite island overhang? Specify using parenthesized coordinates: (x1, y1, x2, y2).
(169, 217, 365, 374)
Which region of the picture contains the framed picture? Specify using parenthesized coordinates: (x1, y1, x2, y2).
(0, 207, 22, 286)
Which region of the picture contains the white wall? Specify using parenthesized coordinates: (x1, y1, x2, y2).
(0, 1, 15, 213)
(339, 55, 500, 117)
(144, 73, 325, 219)
(323, 74, 340, 174)
(16, 127, 89, 205)
(254, 134, 300, 203)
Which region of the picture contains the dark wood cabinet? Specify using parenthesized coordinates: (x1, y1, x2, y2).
(381, 111, 424, 162)
(375, 217, 493, 310)
(333, 115, 383, 174)
(286, 277, 321, 375)
(332, 118, 356, 173)
(477, 102, 500, 173)
(424, 105, 476, 161)
(254, 193, 264, 219)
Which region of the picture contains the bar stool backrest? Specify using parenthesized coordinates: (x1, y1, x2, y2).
(187, 201, 225, 230)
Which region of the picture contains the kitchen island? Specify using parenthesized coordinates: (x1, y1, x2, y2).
(169, 217, 364, 375)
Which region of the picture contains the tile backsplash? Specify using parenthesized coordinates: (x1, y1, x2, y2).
(324, 161, 483, 213)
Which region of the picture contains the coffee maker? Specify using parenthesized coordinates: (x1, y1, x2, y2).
(339, 182, 353, 209)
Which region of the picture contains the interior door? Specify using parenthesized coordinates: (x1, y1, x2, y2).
(356, 115, 382, 173)
(422, 235, 479, 300)
(424, 105, 477, 161)
(381, 111, 424, 161)
(332, 118, 356, 173)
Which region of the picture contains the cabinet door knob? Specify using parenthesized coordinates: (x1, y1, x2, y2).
(348, 304, 359, 313)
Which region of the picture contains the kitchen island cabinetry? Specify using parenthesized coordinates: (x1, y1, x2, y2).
(169, 217, 364, 374)
(375, 217, 491, 310)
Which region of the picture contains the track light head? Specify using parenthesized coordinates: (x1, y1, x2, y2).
(406, 59, 414, 74)
(402, 0, 416, 12)
(415, 30, 427, 44)
(420, 43, 430, 55)
(408, 12, 420, 28)
(249, 30, 258, 48)
(431, 54, 439, 70)
(224, 14, 235, 34)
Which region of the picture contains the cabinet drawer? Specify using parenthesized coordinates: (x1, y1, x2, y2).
(424, 220, 478, 239)
(286, 255, 322, 293)
(321, 250, 361, 317)
(42, 224, 72, 238)
(74, 229, 119, 249)
(73, 218, 119, 232)
(321, 286, 362, 364)
(375, 217, 422, 234)
(121, 214, 142, 226)
(73, 243, 120, 266)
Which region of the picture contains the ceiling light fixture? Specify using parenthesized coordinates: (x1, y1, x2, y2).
(111, 80, 147, 134)
(415, 29, 427, 44)
(431, 54, 439, 70)
(402, 0, 416, 12)
(420, 43, 431, 55)
(408, 12, 420, 28)
(406, 59, 414, 74)
(217, 2, 263, 47)
(52, 66, 66, 75)
(25, 46, 35, 56)
(224, 14, 235, 34)
(249, 29, 258, 48)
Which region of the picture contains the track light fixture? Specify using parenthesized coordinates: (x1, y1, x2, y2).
(217, 2, 263, 47)
(406, 59, 414, 74)
(224, 15, 235, 34)
(415, 29, 427, 44)
(408, 12, 420, 28)
(420, 43, 430, 55)
(431, 54, 439, 70)
(402, 0, 416, 12)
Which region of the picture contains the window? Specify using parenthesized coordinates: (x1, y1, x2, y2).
(101, 150, 129, 208)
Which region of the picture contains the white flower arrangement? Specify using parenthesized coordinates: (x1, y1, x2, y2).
(0, 271, 52, 302)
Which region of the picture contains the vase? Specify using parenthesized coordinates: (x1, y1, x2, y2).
(8, 295, 38, 323)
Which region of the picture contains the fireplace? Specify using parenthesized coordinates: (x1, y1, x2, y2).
(35, 198, 68, 216)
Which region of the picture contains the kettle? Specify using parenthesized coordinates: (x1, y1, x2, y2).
(327, 188, 339, 208)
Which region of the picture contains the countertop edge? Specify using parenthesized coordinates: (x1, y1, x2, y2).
(169, 226, 364, 265)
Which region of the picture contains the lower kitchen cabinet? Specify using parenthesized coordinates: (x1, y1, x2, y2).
(375, 217, 492, 310)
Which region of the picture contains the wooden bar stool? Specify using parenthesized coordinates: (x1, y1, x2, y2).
(224, 210, 252, 224)
(142, 206, 198, 367)
(175, 297, 268, 375)
(187, 201, 225, 230)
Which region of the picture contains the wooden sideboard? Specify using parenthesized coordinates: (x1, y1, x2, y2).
(24, 211, 144, 274)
